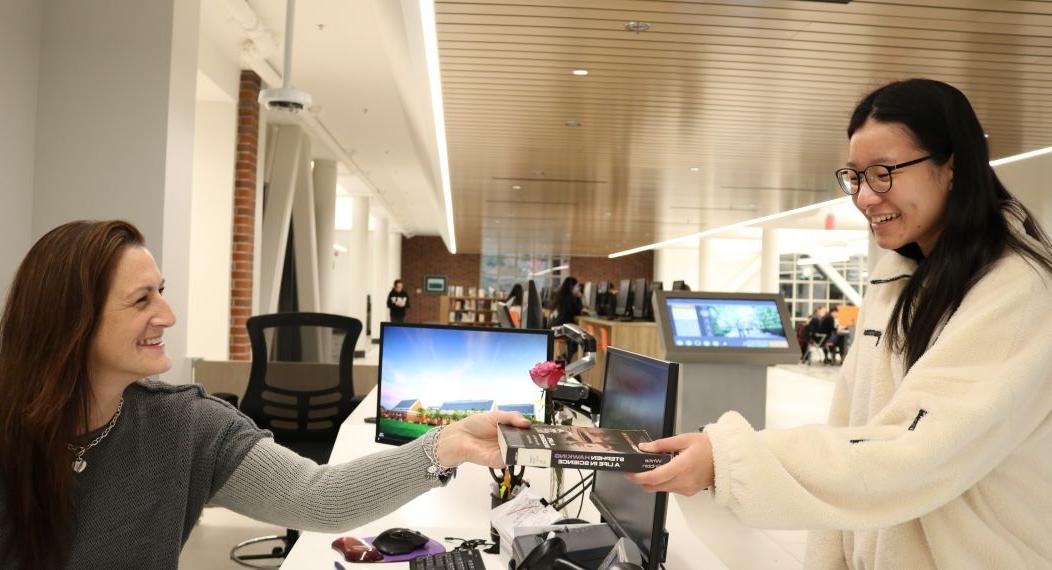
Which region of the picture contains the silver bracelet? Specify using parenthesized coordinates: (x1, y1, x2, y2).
(423, 426, 457, 482)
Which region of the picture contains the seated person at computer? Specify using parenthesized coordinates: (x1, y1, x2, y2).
(817, 305, 844, 362)
(626, 80, 1052, 567)
(548, 277, 583, 327)
(0, 220, 532, 569)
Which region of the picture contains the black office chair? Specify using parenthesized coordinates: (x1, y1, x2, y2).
(229, 312, 363, 568)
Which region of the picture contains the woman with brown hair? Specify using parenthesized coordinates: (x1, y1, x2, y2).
(0, 220, 530, 569)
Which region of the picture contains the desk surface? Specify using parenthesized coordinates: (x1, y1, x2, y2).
(281, 388, 728, 569)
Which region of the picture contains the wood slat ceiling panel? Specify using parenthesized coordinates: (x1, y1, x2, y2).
(435, 0, 1052, 255)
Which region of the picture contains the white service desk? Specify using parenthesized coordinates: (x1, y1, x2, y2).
(282, 389, 740, 569)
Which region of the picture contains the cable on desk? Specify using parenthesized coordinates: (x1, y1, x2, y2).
(542, 471, 594, 509)
(552, 476, 593, 513)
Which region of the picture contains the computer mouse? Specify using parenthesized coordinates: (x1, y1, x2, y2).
(331, 536, 383, 562)
(372, 527, 430, 555)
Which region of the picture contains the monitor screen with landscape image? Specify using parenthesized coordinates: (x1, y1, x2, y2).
(375, 323, 553, 445)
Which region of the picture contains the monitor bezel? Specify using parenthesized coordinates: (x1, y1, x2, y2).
(374, 322, 554, 446)
(652, 290, 800, 364)
(590, 347, 679, 570)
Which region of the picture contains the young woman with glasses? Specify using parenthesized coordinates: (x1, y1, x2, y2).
(0, 221, 531, 568)
(628, 79, 1052, 568)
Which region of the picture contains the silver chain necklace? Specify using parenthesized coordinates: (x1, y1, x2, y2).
(67, 398, 124, 473)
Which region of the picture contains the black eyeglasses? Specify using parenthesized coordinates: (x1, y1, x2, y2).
(834, 155, 932, 195)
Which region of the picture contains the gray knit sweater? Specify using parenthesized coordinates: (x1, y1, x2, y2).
(0, 380, 440, 569)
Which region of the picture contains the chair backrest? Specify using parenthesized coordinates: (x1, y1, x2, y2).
(241, 312, 363, 443)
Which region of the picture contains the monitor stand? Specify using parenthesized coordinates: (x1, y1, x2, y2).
(675, 363, 767, 434)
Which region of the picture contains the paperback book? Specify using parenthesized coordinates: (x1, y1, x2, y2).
(497, 424, 672, 472)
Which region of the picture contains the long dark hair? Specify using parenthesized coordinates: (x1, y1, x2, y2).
(0, 220, 145, 569)
(849, 79, 1052, 371)
(549, 276, 579, 311)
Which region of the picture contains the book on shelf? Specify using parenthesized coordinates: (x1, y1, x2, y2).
(497, 424, 672, 473)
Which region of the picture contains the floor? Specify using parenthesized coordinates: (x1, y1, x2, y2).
(178, 360, 841, 569)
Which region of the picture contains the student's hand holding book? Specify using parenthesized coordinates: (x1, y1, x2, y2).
(625, 432, 715, 496)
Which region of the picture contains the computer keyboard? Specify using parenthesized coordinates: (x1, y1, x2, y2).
(408, 548, 485, 570)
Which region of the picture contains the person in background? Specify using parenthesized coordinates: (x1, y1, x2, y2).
(0, 221, 529, 569)
(386, 279, 410, 323)
(818, 305, 844, 363)
(627, 79, 1052, 567)
(801, 305, 828, 355)
(547, 276, 583, 328)
(505, 283, 523, 307)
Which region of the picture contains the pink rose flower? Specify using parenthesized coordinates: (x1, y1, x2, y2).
(529, 360, 565, 390)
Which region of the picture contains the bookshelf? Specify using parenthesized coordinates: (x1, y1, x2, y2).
(438, 295, 504, 326)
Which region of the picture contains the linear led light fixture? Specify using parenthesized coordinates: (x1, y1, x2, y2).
(609, 144, 1052, 259)
(530, 264, 570, 277)
(420, 0, 457, 254)
(989, 144, 1052, 167)
(608, 196, 851, 258)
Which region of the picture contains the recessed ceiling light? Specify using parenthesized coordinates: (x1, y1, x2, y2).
(565, 120, 583, 128)
(624, 21, 651, 33)
(511, 185, 522, 190)
(689, 166, 701, 172)
(572, 69, 589, 76)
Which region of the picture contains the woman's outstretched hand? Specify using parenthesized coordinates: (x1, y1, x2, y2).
(625, 432, 715, 496)
(436, 411, 533, 469)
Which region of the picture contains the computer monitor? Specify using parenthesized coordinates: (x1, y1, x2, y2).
(652, 290, 800, 364)
(375, 323, 553, 445)
(521, 280, 545, 329)
(631, 278, 647, 318)
(591, 348, 679, 570)
(640, 281, 661, 321)
(582, 282, 596, 310)
(495, 302, 515, 329)
(615, 279, 631, 317)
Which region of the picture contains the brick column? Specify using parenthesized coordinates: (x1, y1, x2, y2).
(229, 70, 261, 360)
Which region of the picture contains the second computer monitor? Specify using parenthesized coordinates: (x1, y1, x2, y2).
(615, 279, 631, 317)
(375, 323, 553, 445)
(591, 348, 679, 570)
(520, 280, 545, 329)
(631, 278, 647, 318)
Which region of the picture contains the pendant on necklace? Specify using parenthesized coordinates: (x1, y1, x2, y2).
(73, 458, 87, 473)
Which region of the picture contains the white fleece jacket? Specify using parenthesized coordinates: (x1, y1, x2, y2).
(705, 247, 1052, 569)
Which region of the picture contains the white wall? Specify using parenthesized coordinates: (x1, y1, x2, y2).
(186, 97, 236, 359)
(994, 152, 1052, 232)
(0, 0, 42, 303)
(707, 238, 762, 292)
(654, 245, 700, 291)
(32, 0, 201, 383)
(186, 32, 239, 360)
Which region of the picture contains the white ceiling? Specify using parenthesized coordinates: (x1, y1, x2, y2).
(199, 0, 448, 241)
(200, 0, 1052, 258)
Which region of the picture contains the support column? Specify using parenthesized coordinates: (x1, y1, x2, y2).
(370, 214, 389, 337)
(313, 159, 338, 314)
(348, 195, 370, 351)
(761, 229, 780, 293)
(229, 70, 261, 361)
(32, 0, 201, 383)
(387, 229, 402, 300)
(697, 238, 715, 291)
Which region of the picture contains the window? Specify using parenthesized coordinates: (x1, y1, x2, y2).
(779, 253, 867, 325)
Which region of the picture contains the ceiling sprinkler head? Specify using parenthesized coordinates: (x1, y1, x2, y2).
(624, 21, 651, 33)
